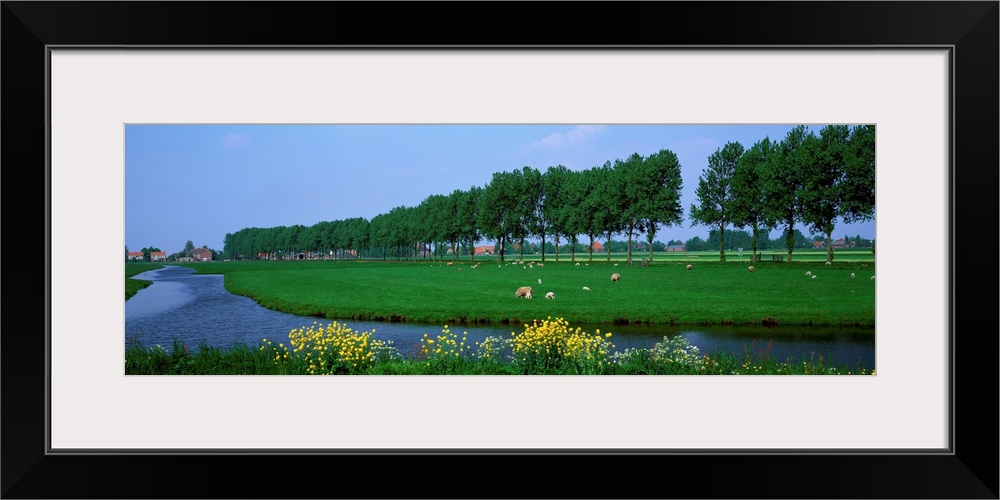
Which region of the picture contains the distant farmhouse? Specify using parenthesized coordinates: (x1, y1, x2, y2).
(150, 251, 166, 262)
(813, 238, 856, 249)
(474, 245, 494, 256)
(665, 244, 686, 252)
(127, 251, 144, 261)
(190, 248, 213, 262)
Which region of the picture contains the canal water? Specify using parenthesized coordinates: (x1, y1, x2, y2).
(125, 266, 875, 370)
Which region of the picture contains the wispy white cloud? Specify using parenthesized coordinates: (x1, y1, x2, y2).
(519, 125, 608, 152)
(221, 133, 251, 148)
(668, 136, 720, 157)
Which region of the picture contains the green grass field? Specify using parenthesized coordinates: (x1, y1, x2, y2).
(179, 249, 875, 327)
(125, 262, 164, 300)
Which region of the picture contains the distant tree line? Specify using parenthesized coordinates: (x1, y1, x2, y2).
(222, 125, 874, 263)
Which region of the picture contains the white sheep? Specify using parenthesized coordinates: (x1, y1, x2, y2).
(871, 275, 875, 280)
(614, 263, 619, 267)
(811, 275, 817, 279)
(537, 263, 544, 268)
(582, 286, 591, 291)
(851, 272, 855, 278)
(611, 273, 621, 282)
(575, 262, 581, 267)
(806, 271, 812, 276)
(748, 266, 755, 273)
(515, 286, 533, 298)
(545, 292, 554, 299)
(825, 261, 832, 266)
(537, 278, 542, 284)
(686, 264, 693, 270)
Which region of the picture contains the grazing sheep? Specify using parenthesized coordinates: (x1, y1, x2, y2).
(537, 278, 542, 284)
(611, 273, 621, 282)
(871, 275, 875, 280)
(811, 275, 817, 279)
(447, 261, 453, 266)
(537, 263, 544, 268)
(457, 268, 462, 272)
(545, 292, 554, 299)
(851, 272, 855, 278)
(641, 259, 649, 267)
(575, 262, 581, 267)
(582, 286, 591, 291)
(515, 286, 533, 299)
(686, 264, 693, 270)
(614, 263, 619, 267)
(825, 261, 832, 266)
(748, 266, 755, 273)
(806, 271, 812, 276)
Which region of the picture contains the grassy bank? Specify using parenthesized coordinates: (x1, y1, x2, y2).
(126, 318, 872, 375)
(125, 262, 164, 300)
(178, 251, 875, 327)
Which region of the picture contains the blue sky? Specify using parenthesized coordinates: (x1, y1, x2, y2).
(125, 124, 875, 254)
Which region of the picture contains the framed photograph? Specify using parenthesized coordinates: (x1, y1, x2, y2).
(5, 2, 997, 498)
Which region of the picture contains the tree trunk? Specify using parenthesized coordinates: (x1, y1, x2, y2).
(626, 225, 634, 266)
(540, 232, 546, 262)
(751, 226, 759, 263)
(647, 228, 655, 261)
(826, 231, 833, 262)
(554, 234, 560, 262)
(719, 224, 727, 262)
(785, 224, 794, 262)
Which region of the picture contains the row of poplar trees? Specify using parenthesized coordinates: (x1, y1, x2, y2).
(223, 124, 874, 264)
(690, 124, 875, 262)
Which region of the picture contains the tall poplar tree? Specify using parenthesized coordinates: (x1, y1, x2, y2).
(639, 149, 684, 262)
(766, 125, 811, 262)
(800, 125, 849, 262)
(731, 137, 776, 263)
(690, 141, 745, 261)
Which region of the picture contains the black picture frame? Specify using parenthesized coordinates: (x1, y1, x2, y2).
(4, 2, 997, 498)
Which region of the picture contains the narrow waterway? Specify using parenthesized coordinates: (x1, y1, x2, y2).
(125, 266, 875, 370)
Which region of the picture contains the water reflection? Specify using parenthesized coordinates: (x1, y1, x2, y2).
(125, 265, 875, 370)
